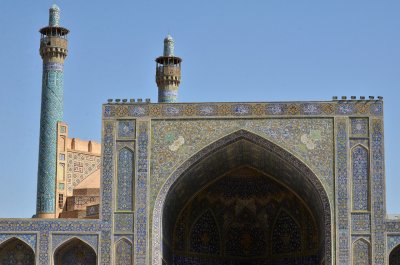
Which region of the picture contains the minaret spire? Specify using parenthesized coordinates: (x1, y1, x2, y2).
(36, 5, 69, 218)
(49, 4, 60, 26)
(156, 35, 182, 103)
(163, 35, 174, 56)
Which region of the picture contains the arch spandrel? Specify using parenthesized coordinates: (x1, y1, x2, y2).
(51, 234, 98, 255)
(152, 129, 332, 265)
(150, 118, 334, 208)
(0, 234, 37, 253)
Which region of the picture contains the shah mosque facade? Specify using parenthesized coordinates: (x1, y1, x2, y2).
(1, 4, 400, 265)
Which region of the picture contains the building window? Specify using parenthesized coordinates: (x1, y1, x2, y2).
(58, 194, 64, 209)
(59, 153, 65, 161)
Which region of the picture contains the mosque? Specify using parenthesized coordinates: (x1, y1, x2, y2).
(1, 4, 400, 265)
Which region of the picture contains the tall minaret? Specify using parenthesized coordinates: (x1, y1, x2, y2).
(36, 5, 69, 218)
(156, 35, 182, 103)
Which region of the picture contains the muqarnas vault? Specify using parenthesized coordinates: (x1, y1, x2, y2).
(1, 4, 400, 265)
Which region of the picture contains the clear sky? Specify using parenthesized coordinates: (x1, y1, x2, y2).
(0, 0, 399, 217)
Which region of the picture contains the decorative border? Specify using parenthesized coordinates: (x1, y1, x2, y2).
(335, 118, 350, 265)
(39, 231, 49, 264)
(135, 121, 149, 265)
(151, 129, 332, 265)
(104, 101, 383, 119)
(386, 221, 400, 233)
(99, 121, 115, 264)
(371, 119, 386, 265)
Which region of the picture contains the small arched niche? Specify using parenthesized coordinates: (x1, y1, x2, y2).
(0, 237, 35, 265)
(115, 238, 133, 265)
(54, 237, 96, 265)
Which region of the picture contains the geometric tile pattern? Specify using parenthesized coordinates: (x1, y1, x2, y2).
(351, 118, 369, 138)
(37, 63, 64, 214)
(352, 213, 371, 233)
(172, 165, 318, 262)
(387, 235, 400, 253)
(352, 145, 369, 211)
(335, 118, 350, 265)
(118, 120, 136, 138)
(189, 210, 220, 254)
(116, 148, 134, 211)
(159, 89, 179, 103)
(352, 239, 370, 265)
(66, 151, 101, 195)
(386, 221, 400, 233)
(99, 121, 115, 265)
(49, 5, 60, 27)
(51, 233, 98, 254)
(135, 121, 149, 265)
(371, 119, 386, 265)
(150, 118, 334, 212)
(39, 231, 49, 264)
(272, 211, 302, 254)
(104, 101, 384, 119)
(114, 213, 134, 233)
(115, 238, 133, 265)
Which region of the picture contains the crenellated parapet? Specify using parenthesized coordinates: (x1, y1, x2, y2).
(103, 96, 383, 119)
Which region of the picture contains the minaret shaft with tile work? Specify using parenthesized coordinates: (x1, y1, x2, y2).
(156, 35, 182, 103)
(36, 5, 69, 218)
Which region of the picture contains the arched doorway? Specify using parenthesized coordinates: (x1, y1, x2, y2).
(54, 238, 96, 265)
(390, 244, 400, 265)
(153, 130, 331, 265)
(0, 237, 35, 265)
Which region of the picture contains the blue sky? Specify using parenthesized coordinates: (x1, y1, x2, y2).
(0, 0, 399, 217)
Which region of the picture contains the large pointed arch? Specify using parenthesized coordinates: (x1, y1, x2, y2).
(152, 129, 332, 265)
